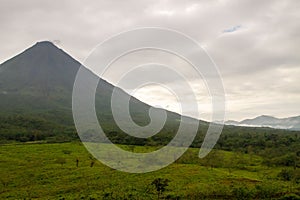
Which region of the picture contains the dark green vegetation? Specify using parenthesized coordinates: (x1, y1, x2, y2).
(0, 143, 299, 199)
(1, 114, 299, 170)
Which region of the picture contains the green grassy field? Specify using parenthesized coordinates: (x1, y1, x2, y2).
(0, 142, 299, 199)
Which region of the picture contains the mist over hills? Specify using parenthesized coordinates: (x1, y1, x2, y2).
(225, 115, 300, 131)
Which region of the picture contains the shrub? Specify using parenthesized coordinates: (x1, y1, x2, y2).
(254, 183, 280, 199)
(279, 194, 300, 200)
(55, 158, 66, 166)
(278, 169, 294, 181)
(62, 150, 72, 154)
(151, 178, 170, 200)
(232, 185, 255, 200)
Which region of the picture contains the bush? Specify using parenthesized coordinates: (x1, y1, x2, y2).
(279, 194, 300, 200)
(232, 185, 255, 200)
(55, 158, 66, 166)
(151, 178, 170, 200)
(278, 169, 294, 181)
(62, 150, 72, 154)
(254, 183, 279, 199)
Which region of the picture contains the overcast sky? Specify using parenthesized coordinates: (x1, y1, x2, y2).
(1, 0, 299, 121)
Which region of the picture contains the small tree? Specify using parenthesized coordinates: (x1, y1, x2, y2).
(151, 178, 170, 200)
(90, 159, 95, 167)
(76, 158, 79, 167)
(89, 155, 96, 167)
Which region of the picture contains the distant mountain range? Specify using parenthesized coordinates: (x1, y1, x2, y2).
(225, 115, 300, 131)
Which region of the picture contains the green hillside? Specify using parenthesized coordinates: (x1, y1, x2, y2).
(0, 143, 299, 199)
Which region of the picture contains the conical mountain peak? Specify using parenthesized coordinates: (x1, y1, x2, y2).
(30, 41, 64, 53)
(0, 41, 81, 95)
(0, 41, 182, 135)
(35, 40, 56, 46)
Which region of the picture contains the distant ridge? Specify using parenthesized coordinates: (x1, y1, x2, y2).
(225, 115, 300, 130)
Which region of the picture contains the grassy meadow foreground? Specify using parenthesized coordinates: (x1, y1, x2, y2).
(0, 142, 299, 199)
